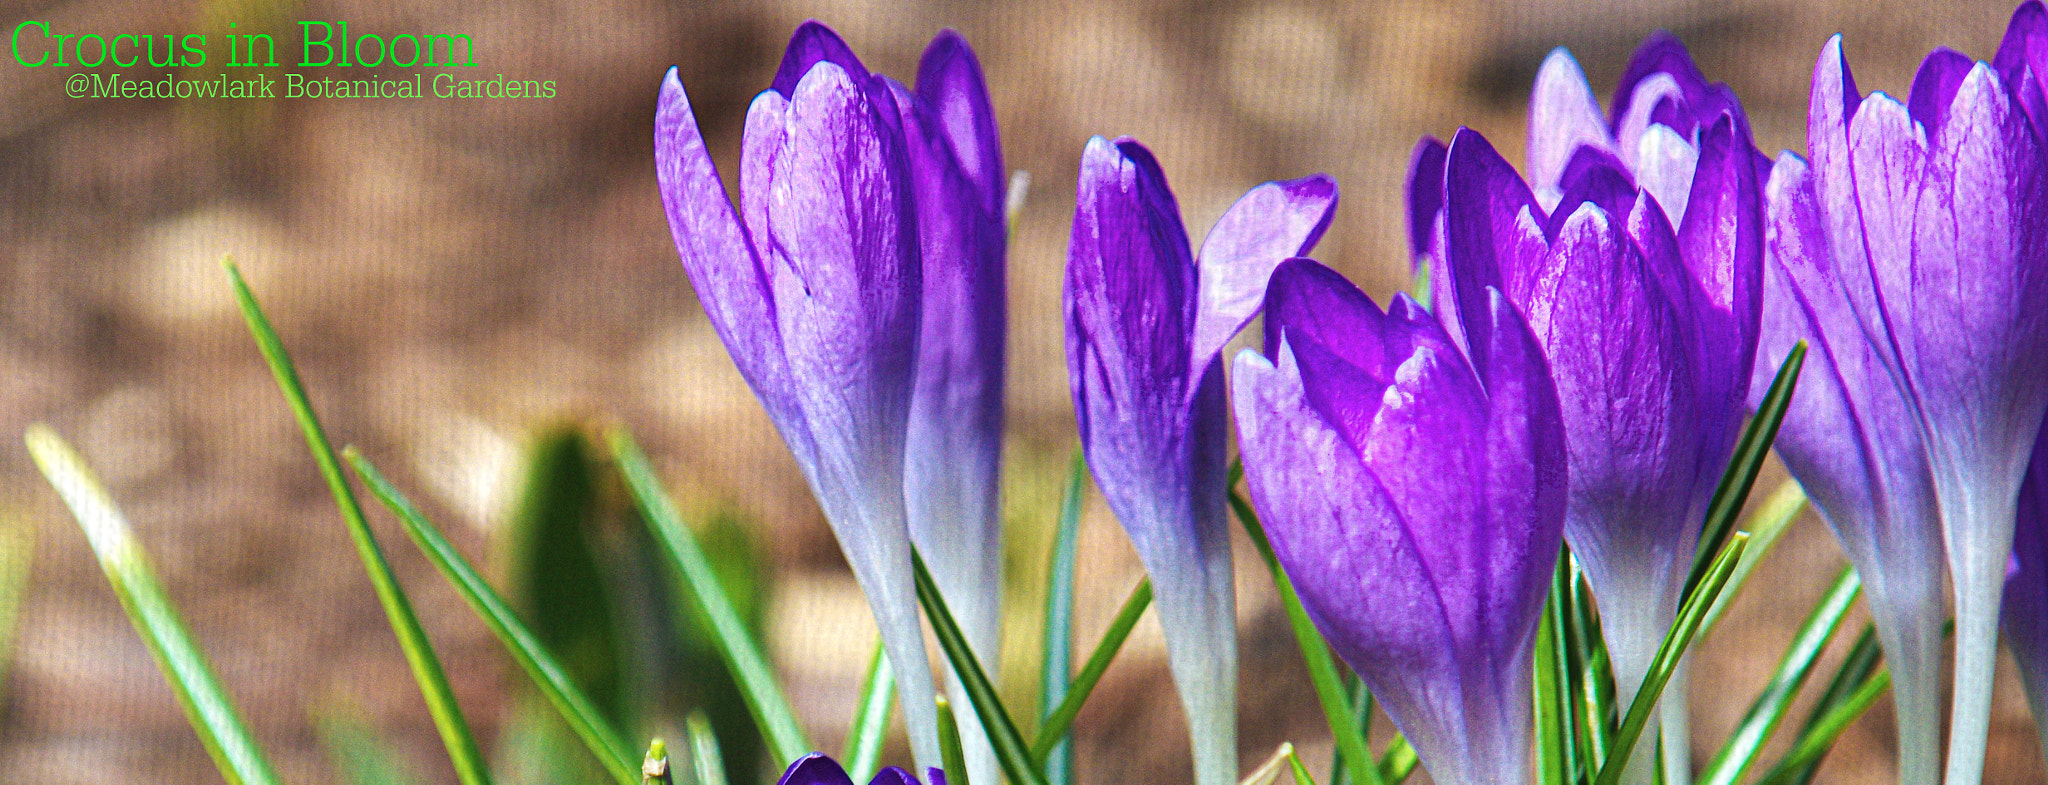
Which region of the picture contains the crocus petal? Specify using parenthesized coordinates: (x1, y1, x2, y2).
(2006, 424, 2048, 767)
(1406, 136, 1448, 266)
(1611, 32, 1710, 133)
(1909, 49, 1976, 137)
(1675, 114, 1764, 466)
(763, 61, 941, 772)
(779, 754, 859, 785)
(1754, 152, 1945, 785)
(1438, 128, 1548, 375)
(1189, 174, 1339, 368)
(1065, 135, 1237, 785)
(1526, 48, 1615, 202)
(1235, 262, 1562, 785)
(772, 20, 870, 97)
(1995, 0, 2048, 135)
(915, 31, 1005, 215)
(894, 34, 1009, 785)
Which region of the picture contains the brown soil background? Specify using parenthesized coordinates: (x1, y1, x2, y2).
(0, 0, 2041, 783)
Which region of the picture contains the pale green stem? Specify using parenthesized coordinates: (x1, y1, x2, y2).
(1942, 482, 2019, 785)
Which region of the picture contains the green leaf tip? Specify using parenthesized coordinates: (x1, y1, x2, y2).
(643, 738, 672, 785)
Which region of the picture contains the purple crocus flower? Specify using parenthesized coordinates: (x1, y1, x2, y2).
(1750, 151, 1947, 785)
(1412, 36, 1765, 783)
(1231, 258, 1566, 785)
(2005, 424, 2048, 771)
(1796, 15, 2048, 782)
(1064, 136, 1335, 785)
(654, 22, 942, 768)
(883, 31, 1008, 785)
(778, 753, 946, 785)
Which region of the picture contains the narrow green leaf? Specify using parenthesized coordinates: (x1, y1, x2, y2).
(1697, 567, 1860, 785)
(914, 549, 1049, 785)
(1594, 533, 1749, 785)
(1751, 668, 1890, 785)
(938, 695, 971, 785)
(1328, 678, 1374, 785)
(1228, 485, 1383, 785)
(224, 260, 493, 785)
(501, 428, 627, 729)
(316, 707, 425, 785)
(688, 712, 730, 785)
(1699, 481, 1808, 638)
(606, 428, 812, 764)
(1376, 737, 1416, 785)
(1686, 342, 1803, 603)
(1286, 744, 1319, 785)
(1534, 559, 1574, 785)
(1242, 743, 1298, 785)
(0, 513, 35, 711)
(27, 425, 283, 785)
(843, 644, 895, 783)
(1782, 625, 1880, 785)
(1039, 449, 1086, 785)
(1566, 558, 1614, 769)
(643, 738, 674, 785)
(1029, 576, 1151, 763)
(346, 451, 641, 785)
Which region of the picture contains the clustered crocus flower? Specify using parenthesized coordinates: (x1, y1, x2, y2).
(1233, 259, 1567, 785)
(655, 21, 951, 770)
(1790, 13, 2048, 783)
(1407, 33, 1764, 778)
(1064, 135, 1335, 785)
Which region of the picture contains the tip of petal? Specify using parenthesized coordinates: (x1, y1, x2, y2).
(779, 753, 857, 785)
(774, 20, 869, 97)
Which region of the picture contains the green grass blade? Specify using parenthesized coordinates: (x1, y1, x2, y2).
(27, 425, 283, 785)
(1229, 485, 1384, 785)
(1781, 625, 1880, 785)
(1699, 482, 1808, 638)
(1696, 567, 1860, 785)
(688, 712, 730, 785)
(843, 644, 895, 782)
(938, 695, 971, 785)
(1751, 667, 1890, 785)
(317, 708, 425, 785)
(1593, 533, 1749, 785)
(1535, 557, 1576, 785)
(643, 739, 674, 785)
(914, 549, 1048, 785)
(1039, 449, 1086, 785)
(1286, 744, 1319, 785)
(501, 428, 628, 728)
(346, 450, 640, 785)
(1686, 342, 1803, 603)
(1029, 576, 1150, 763)
(1328, 678, 1374, 785)
(224, 260, 494, 785)
(607, 427, 813, 765)
(1566, 557, 1614, 769)
(1376, 736, 1416, 784)
(0, 513, 34, 712)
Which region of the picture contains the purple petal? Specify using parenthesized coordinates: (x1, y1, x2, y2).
(916, 30, 1005, 215)
(1677, 114, 1765, 464)
(866, 767, 923, 785)
(1474, 287, 1570, 652)
(2006, 424, 2048, 721)
(773, 21, 870, 97)
(1064, 135, 1237, 785)
(779, 754, 858, 785)
(1546, 147, 1637, 240)
(1995, 1, 2048, 136)
(655, 69, 815, 465)
(764, 60, 941, 772)
(1439, 128, 1548, 375)
(1189, 174, 1339, 368)
(1908, 48, 1976, 141)
(1629, 123, 1699, 226)
(1526, 48, 1615, 200)
(1405, 137, 1448, 266)
(1612, 31, 1709, 133)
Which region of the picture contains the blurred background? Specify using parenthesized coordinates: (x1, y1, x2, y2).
(0, 0, 2040, 782)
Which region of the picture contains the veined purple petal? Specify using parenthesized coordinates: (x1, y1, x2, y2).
(2006, 424, 2048, 762)
(1189, 174, 1339, 369)
(915, 31, 1005, 215)
(773, 21, 870, 98)
(1233, 262, 1562, 785)
(1527, 48, 1616, 201)
(1676, 114, 1764, 471)
(893, 31, 1008, 785)
(1755, 152, 1946, 785)
(1546, 147, 1637, 240)
(1064, 135, 1237, 785)
(774, 754, 936, 785)
(1406, 137, 1448, 267)
(1909, 49, 1977, 141)
(1995, 1, 2048, 136)
(1438, 128, 1548, 375)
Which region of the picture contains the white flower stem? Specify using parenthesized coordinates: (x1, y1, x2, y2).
(1871, 589, 1945, 785)
(1942, 484, 2020, 785)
